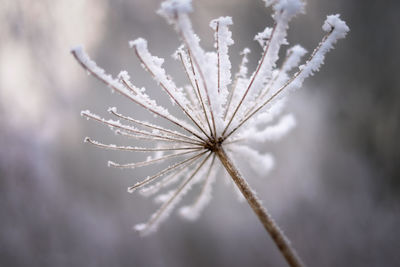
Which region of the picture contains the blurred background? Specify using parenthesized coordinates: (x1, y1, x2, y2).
(1, 0, 399, 266)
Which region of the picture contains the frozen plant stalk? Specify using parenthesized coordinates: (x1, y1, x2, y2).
(72, 0, 349, 266)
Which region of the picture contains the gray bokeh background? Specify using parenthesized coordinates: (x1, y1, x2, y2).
(1, 0, 399, 266)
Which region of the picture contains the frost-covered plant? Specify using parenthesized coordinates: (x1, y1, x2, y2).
(72, 0, 348, 266)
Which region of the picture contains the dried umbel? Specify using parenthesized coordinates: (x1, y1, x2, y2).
(72, 0, 348, 266)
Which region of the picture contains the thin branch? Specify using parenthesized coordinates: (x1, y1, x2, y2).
(224, 29, 335, 140)
(115, 130, 186, 142)
(224, 49, 249, 120)
(84, 137, 200, 152)
(186, 153, 216, 208)
(128, 151, 207, 192)
(175, 12, 217, 138)
(118, 75, 204, 141)
(137, 151, 212, 233)
(245, 50, 293, 117)
(108, 107, 201, 144)
(82, 111, 200, 146)
(176, 50, 201, 107)
(187, 49, 215, 138)
(139, 152, 202, 196)
(177, 50, 213, 138)
(108, 149, 202, 169)
(221, 22, 277, 137)
(71, 50, 204, 142)
(132, 44, 211, 141)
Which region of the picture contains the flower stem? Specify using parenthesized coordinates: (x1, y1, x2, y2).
(216, 146, 305, 267)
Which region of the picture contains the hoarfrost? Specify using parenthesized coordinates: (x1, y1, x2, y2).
(74, 0, 349, 234)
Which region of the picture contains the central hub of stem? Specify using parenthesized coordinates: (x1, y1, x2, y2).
(204, 137, 224, 152)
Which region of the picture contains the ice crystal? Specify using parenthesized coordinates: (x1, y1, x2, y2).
(72, 0, 349, 235)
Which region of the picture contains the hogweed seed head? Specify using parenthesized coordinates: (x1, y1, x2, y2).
(72, 0, 349, 235)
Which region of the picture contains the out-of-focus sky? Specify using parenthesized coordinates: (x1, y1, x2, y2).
(1, 0, 399, 266)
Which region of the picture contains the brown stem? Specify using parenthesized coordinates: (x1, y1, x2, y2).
(216, 146, 305, 267)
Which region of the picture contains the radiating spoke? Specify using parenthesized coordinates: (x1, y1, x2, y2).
(179, 154, 217, 220)
(82, 110, 201, 146)
(176, 49, 213, 137)
(71, 49, 204, 141)
(139, 153, 203, 196)
(108, 107, 201, 144)
(131, 41, 211, 141)
(174, 12, 217, 138)
(127, 151, 207, 193)
(224, 27, 338, 140)
(221, 23, 277, 137)
(108, 149, 202, 169)
(84, 137, 201, 152)
(135, 152, 212, 234)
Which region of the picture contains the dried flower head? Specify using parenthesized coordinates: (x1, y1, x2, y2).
(72, 0, 349, 237)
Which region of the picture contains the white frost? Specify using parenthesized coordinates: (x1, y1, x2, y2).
(230, 145, 275, 177)
(74, 0, 349, 235)
(246, 113, 297, 142)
